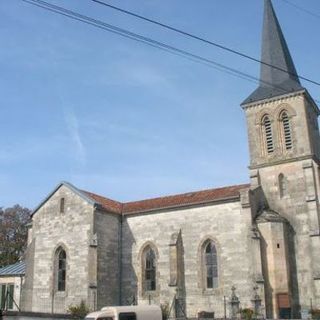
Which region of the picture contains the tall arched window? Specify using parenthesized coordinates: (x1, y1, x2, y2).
(280, 111, 292, 150)
(279, 173, 287, 198)
(143, 246, 156, 291)
(55, 248, 66, 291)
(262, 115, 274, 154)
(204, 241, 218, 289)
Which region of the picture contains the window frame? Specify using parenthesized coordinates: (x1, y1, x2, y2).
(279, 111, 293, 151)
(60, 197, 65, 213)
(54, 246, 67, 292)
(204, 241, 218, 289)
(143, 246, 156, 292)
(0, 283, 14, 310)
(278, 173, 287, 198)
(262, 115, 274, 155)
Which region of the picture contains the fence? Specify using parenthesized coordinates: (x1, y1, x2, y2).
(19, 289, 67, 315)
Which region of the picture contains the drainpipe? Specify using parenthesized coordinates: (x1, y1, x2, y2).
(119, 209, 123, 305)
(19, 275, 23, 311)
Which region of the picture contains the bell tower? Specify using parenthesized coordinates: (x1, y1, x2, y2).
(242, 0, 320, 318)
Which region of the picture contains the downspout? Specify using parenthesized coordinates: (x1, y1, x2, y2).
(19, 275, 23, 311)
(119, 205, 124, 305)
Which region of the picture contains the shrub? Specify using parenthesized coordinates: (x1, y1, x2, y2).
(68, 300, 90, 319)
(160, 302, 170, 320)
(310, 309, 320, 320)
(241, 308, 254, 320)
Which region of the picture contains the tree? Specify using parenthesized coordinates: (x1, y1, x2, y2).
(0, 205, 31, 267)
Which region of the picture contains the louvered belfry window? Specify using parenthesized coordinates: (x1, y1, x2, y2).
(263, 116, 274, 154)
(281, 112, 292, 150)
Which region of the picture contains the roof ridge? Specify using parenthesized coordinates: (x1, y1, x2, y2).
(122, 183, 250, 205)
(82, 183, 250, 215)
(81, 189, 122, 205)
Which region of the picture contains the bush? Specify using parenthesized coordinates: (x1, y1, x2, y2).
(241, 308, 254, 320)
(160, 302, 170, 320)
(310, 309, 320, 320)
(68, 300, 90, 319)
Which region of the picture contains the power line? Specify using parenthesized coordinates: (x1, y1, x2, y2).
(280, 0, 320, 20)
(21, 0, 320, 104)
(91, 0, 320, 88)
(19, 0, 263, 84)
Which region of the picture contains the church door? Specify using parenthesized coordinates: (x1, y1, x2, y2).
(277, 293, 291, 319)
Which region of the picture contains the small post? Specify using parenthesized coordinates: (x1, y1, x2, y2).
(251, 286, 262, 319)
(229, 286, 240, 320)
(51, 288, 54, 314)
(224, 296, 227, 320)
(148, 294, 151, 305)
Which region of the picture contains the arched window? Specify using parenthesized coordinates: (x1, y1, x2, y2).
(55, 248, 66, 291)
(204, 241, 218, 289)
(143, 246, 156, 291)
(279, 173, 287, 198)
(280, 111, 292, 150)
(262, 115, 274, 154)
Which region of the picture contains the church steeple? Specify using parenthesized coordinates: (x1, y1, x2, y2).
(242, 0, 304, 105)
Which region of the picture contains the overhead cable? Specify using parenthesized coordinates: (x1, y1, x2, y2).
(21, 0, 320, 104)
(91, 0, 320, 87)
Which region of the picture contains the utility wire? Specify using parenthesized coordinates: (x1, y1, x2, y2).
(91, 0, 320, 88)
(20, 1, 264, 82)
(21, 0, 320, 104)
(21, 0, 261, 84)
(280, 0, 320, 20)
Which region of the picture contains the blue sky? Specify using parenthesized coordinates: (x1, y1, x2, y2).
(1, 0, 319, 209)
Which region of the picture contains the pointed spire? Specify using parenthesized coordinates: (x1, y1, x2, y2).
(242, 0, 304, 105)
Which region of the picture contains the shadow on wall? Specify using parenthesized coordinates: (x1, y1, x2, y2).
(121, 219, 138, 305)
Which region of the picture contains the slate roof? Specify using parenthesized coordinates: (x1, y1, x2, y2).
(242, 0, 304, 105)
(82, 183, 250, 215)
(0, 261, 26, 277)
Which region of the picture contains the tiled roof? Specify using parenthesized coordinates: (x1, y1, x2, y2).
(0, 261, 25, 276)
(82, 184, 249, 215)
(82, 190, 122, 214)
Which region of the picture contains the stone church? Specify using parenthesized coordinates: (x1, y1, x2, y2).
(21, 0, 320, 318)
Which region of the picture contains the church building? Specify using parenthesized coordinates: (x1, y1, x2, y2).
(21, 0, 320, 318)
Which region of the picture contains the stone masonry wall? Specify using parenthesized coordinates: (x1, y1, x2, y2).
(256, 159, 320, 311)
(94, 210, 121, 309)
(25, 185, 94, 313)
(121, 199, 256, 318)
(245, 94, 313, 168)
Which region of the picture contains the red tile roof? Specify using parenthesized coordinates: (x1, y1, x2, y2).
(82, 190, 122, 214)
(82, 183, 249, 216)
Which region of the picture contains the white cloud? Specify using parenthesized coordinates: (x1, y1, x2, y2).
(63, 108, 86, 168)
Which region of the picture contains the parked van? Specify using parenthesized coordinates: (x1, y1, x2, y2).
(85, 305, 162, 320)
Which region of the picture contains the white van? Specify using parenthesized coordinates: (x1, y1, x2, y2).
(85, 305, 162, 320)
